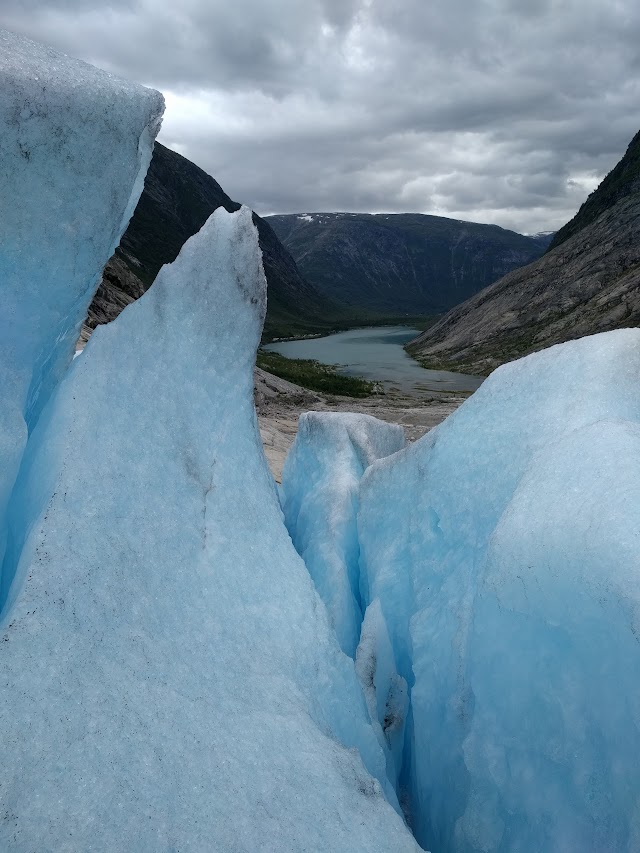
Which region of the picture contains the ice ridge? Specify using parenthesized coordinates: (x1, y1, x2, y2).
(0, 28, 164, 609)
(0, 204, 419, 851)
(357, 329, 640, 851)
(281, 330, 640, 851)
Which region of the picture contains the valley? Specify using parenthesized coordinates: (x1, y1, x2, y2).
(3, 20, 640, 852)
(88, 147, 553, 346)
(264, 325, 482, 393)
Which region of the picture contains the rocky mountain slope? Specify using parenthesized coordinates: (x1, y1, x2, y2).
(548, 130, 640, 251)
(408, 130, 640, 375)
(86, 143, 334, 342)
(267, 212, 551, 315)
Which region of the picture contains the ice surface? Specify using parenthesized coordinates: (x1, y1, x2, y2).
(356, 598, 409, 790)
(0, 29, 163, 599)
(358, 330, 640, 851)
(0, 207, 418, 852)
(463, 420, 640, 852)
(280, 411, 405, 657)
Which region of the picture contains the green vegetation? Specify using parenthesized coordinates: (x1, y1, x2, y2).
(408, 314, 568, 377)
(411, 354, 490, 378)
(256, 350, 375, 397)
(262, 313, 437, 343)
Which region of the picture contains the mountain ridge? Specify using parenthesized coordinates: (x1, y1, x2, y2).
(548, 130, 640, 252)
(87, 143, 335, 342)
(267, 211, 551, 316)
(409, 129, 640, 375)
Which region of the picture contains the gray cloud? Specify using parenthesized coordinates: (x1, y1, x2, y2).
(1, 0, 639, 233)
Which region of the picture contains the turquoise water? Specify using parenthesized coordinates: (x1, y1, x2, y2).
(264, 326, 484, 393)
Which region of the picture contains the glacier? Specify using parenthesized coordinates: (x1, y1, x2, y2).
(281, 411, 405, 658)
(280, 412, 408, 796)
(2, 25, 639, 853)
(0, 205, 418, 852)
(0, 29, 163, 603)
(357, 330, 640, 851)
(355, 596, 410, 797)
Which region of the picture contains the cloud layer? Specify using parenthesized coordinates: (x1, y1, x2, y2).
(2, 0, 639, 232)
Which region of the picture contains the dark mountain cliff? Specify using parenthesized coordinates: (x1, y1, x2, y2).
(86, 143, 333, 342)
(409, 130, 640, 375)
(267, 212, 549, 316)
(548, 130, 640, 251)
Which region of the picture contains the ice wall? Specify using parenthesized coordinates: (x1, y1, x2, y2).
(355, 597, 409, 793)
(358, 330, 640, 851)
(281, 411, 405, 658)
(0, 30, 163, 599)
(280, 413, 407, 794)
(0, 207, 418, 852)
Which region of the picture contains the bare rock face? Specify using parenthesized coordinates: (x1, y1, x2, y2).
(409, 131, 640, 375)
(89, 142, 333, 341)
(86, 255, 145, 325)
(267, 212, 549, 316)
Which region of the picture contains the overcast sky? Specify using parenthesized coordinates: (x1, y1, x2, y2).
(2, 0, 639, 233)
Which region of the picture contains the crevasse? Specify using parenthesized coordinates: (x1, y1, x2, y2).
(4, 24, 640, 853)
(0, 30, 419, 851)
(283, 329, 640, 852)
(0, 200, 419, 851)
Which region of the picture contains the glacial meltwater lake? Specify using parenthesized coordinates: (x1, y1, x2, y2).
(264, 326, 484, 394)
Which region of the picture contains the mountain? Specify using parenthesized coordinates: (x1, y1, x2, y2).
(408, 130, 640, 376)
(86, 143, 334, 342)
(266, 212, 549, 316)
(548, 130, 640, 251)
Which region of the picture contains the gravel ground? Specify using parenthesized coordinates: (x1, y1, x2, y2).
(254, 367, 468, 482)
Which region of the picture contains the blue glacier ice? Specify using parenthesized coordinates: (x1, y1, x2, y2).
(4, 25, 638, 853)
(356, 597, 409, 793)
(0, 29, 163, 599)
(0, 206, 419, 852)
(281, 411, 405, 658)
(358, 329, 640, 852)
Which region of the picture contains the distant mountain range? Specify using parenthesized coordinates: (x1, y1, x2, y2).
(88, 143, 334, 342)
(409, 129, 640, 375)
(90, 147, 554, 348)
(267, 212, 552, 315)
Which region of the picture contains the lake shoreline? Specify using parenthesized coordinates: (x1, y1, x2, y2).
(264, 325, 483, 394)
(266, 322, 421, 345)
